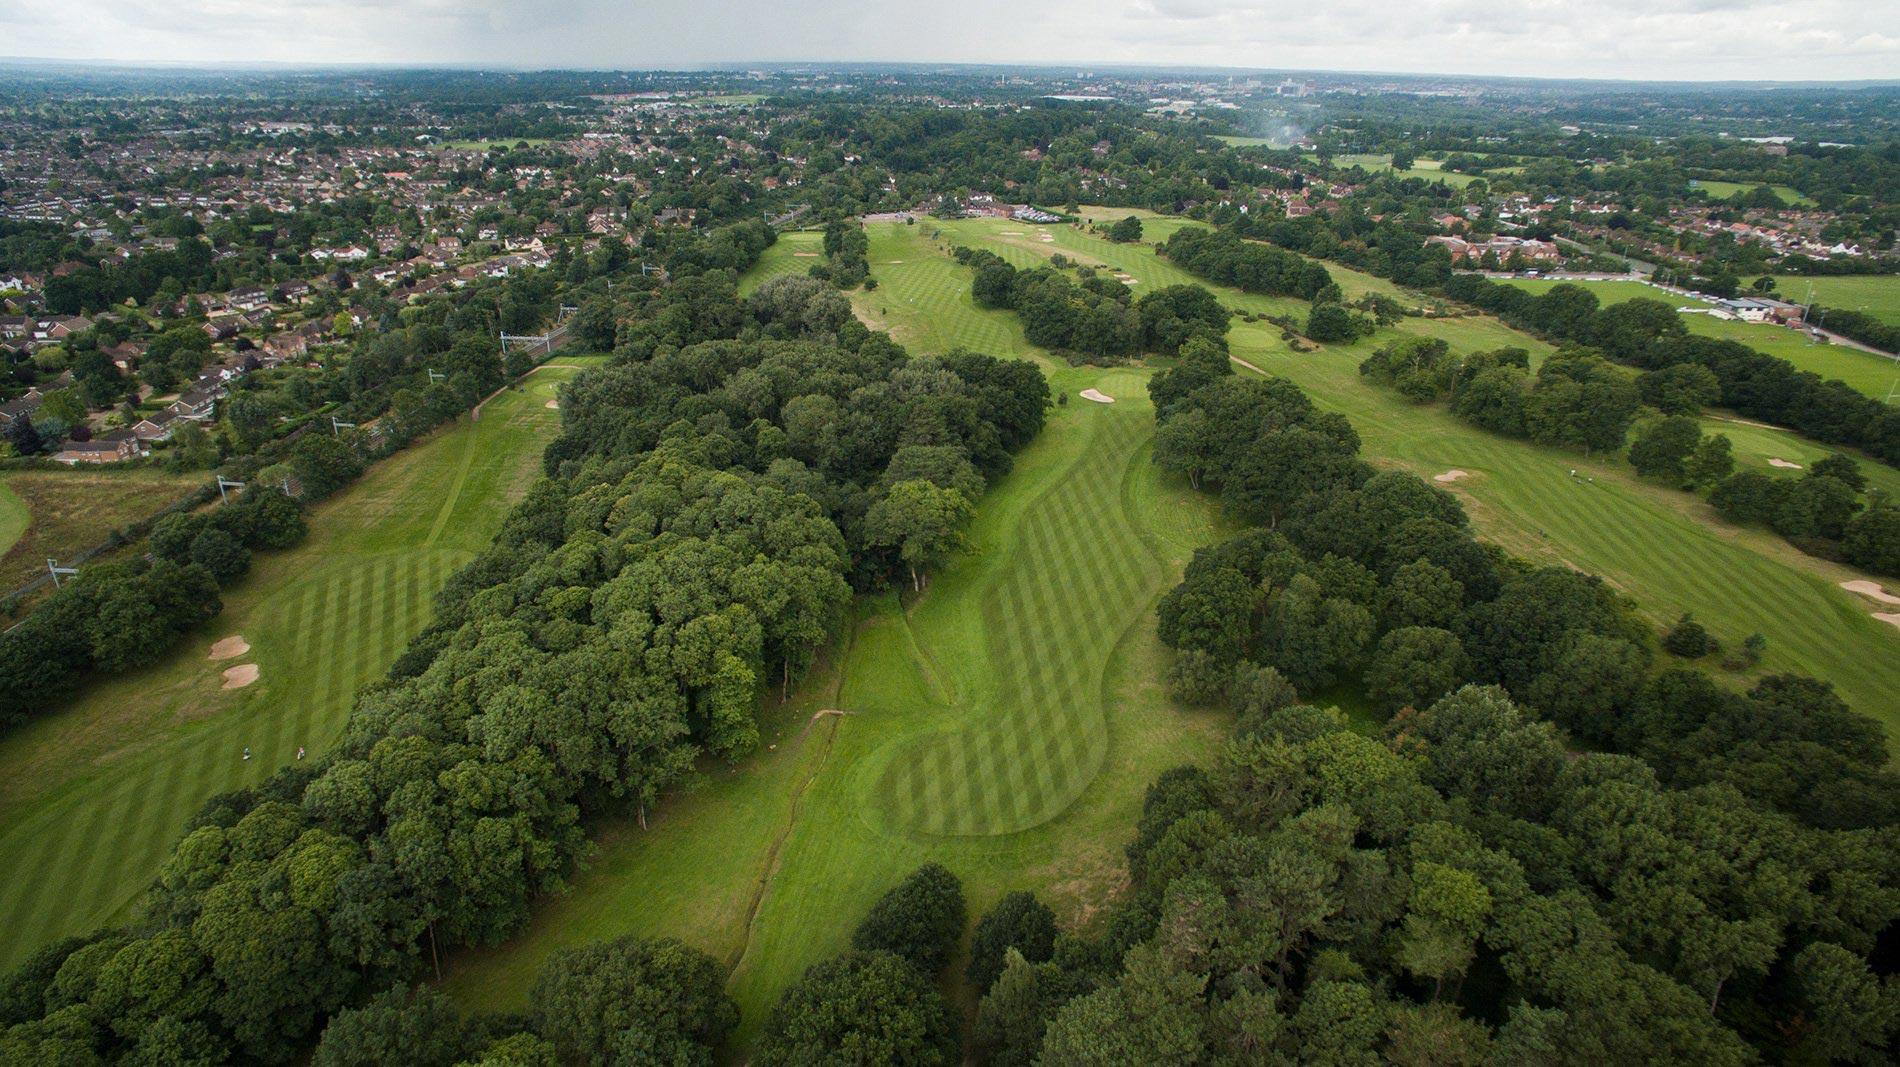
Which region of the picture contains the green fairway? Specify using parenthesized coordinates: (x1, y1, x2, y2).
(444, 216, 1900, 1059)
(1776, 275, 1900, 328)
(1691, 179, 1813, 206)
(447, 240, 1238, 1048)
(920, 216, 1900, 734)
(1500, 278, 1900, 399)
(0, 361, 596, 971)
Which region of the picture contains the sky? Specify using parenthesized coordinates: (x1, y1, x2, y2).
(2, 0, 1898, 82)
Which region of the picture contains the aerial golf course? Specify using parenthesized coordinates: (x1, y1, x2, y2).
(5, 212, 1896, 1055)
(445, 213, 1900, 1049)
(0, 361, 593, 971)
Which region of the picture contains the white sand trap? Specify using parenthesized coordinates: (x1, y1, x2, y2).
(884, 260, 904, 264)
(791, 252, 819, 257)
(545, 399, 559, 409)
(208, 636, 250, 661)
(999, 230, 1025, 235)
(221, 664, 259, 689)
(1876, 613, 1900, 632)
(1768, 458, 1804, 469)
(1841, 580, 1900, 605)
(1120, 279, 1138, 285)
(1434, 470, 1472, 483)
(1079, 388, 1115, 404)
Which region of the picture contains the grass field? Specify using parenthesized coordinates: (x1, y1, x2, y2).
(1774, 275, 1900, 328)
(1691, 179, 1814, 206)
(0, 479, 28, 559)
(1499, 277, 1900, 399)
(0, 468, 207, 595)
(449, 242, 1238, 1049)
(0, 361, 594, 971)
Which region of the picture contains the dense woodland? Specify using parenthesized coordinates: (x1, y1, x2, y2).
(0, 222, 1050, 1065)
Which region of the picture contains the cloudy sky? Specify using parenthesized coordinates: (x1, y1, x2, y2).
(2, 0, 1897, 81)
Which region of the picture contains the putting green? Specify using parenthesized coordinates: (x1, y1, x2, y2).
(0, 361, 595, 971)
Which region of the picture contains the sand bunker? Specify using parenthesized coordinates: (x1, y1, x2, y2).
(1434, 470, 1471, 483)
(207, 636, 250, 661)
(221, 664, 259, 689)
(791, 252, 819, 257)
(1079, 388, 1115, 404)
(1842, 580, 1900, 605)
(1120, 279, 1138, 285)
(545, 399, 559, 409)
(999, 230, 1025, 235)
(1768, 458, 1804, 469)
(1876, 613, 1900, 632)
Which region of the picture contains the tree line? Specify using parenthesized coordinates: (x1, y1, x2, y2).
(952, 244, 1231, 362)
(0, 233, 1048, 1064)
(1359, 334, 1899, 577)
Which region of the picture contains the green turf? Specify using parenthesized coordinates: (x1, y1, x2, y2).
(1499, 278, 1900, 399)
(1690, 179, 1814, 206)
(0, 361, 596, 971)
(1774, 275, 1900, 328)
(919, 216, 1900, 735)
(444, 217, 1900, 1057)
(446, 244, 1239, 1049)
(0, 480, 27, 560)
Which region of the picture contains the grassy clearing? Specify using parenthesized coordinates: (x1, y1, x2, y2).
(0, 468, 206, 594)
(1774, 275, 1900, 328)
(1214, 135, 1278, 148)
(0, 361, 596, 971)
(1500, 277, 1900, 399)
(1691, 179, 1814, 206)
(447, 236, 1238, 1050)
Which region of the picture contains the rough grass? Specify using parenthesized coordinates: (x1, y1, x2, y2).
(0, 480, 28, 559)
(1500, 277, 1900, 399)
(0, 361, 596, 971)
(0, 468, 205, 595)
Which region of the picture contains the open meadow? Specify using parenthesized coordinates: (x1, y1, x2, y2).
(0, 360, 594, 971)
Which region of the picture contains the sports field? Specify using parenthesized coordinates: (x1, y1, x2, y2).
(1691, 179, 1814, 206)
(0, 361, 593, 971)
(1775, 275, 1900, 328)
(448, 247, 1237, 1046)
(1500, 277, 1900, 399)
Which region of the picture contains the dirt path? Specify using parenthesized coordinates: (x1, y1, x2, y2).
(727, 709, 848, 973)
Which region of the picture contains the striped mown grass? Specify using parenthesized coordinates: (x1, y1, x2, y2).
(0, 361, 594, 970)
(868, 391, 1162, 836)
